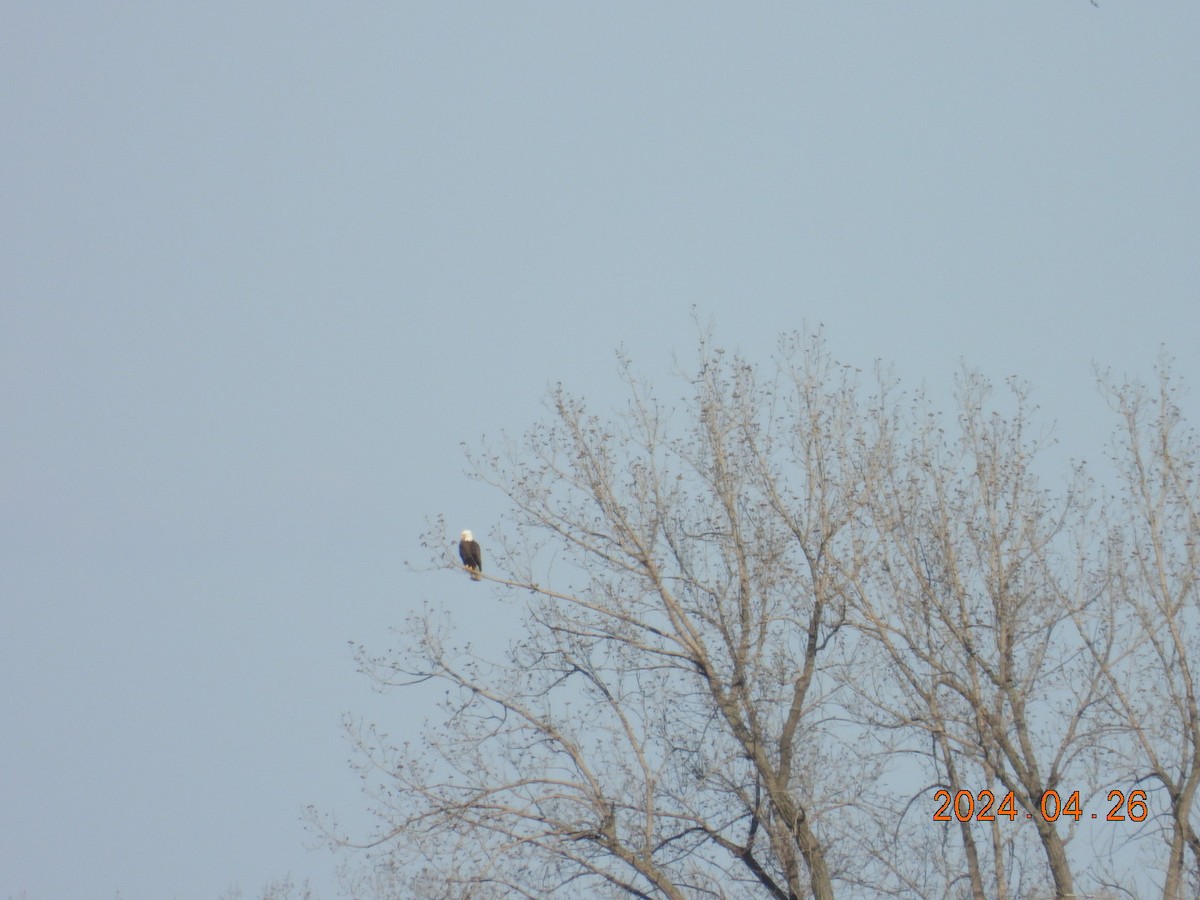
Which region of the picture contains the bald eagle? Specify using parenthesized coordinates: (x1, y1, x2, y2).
(458, 530, 482, 581)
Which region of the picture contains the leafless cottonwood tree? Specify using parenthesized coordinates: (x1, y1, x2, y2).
(848, 374, 1115, 899)
(331, 334, 1197, 899)
(1095, 365, 1200, 900)
(342, 334, 898, 898)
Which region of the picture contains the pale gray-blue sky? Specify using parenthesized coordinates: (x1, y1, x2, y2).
(2, 3, 1198, 898)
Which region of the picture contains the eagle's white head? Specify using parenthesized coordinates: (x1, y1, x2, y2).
(461, 530, 473, 542)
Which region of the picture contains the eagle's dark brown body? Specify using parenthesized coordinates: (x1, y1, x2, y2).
(458, 530, 482, 581)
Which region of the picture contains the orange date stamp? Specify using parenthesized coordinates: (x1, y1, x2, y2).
(933, 789, 1148, 823)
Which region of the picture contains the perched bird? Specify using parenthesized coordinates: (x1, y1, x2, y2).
(458, 530, 483, 581)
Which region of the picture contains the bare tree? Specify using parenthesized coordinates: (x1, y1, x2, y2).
(328, 335, 1196, 899)
(1098, 363, 1200, 900)
(338, 333, 906, 897)
(219, 876, 320, 900)
(849, 372, 1114, 899)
